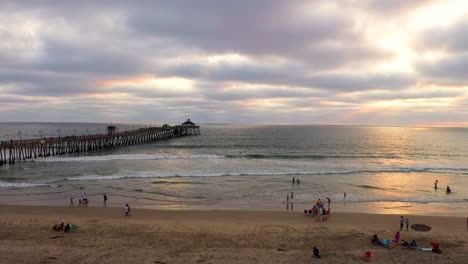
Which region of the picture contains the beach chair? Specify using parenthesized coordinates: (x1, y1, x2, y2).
(430, 242, 442, 254)
(364, 251, 371, 261)
(71, 225, 78, 232)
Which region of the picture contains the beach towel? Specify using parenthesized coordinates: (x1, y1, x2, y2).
(416, 248, 432, 251)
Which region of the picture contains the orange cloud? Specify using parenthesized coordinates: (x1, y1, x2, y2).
(433, 121, 468, 127)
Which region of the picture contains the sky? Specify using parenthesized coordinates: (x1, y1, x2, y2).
(0, 0, 467, 125)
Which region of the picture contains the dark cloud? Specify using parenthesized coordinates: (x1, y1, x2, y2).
(417, 18, 468, 52)
(126, 0, 388, 67)
(416, 53, 468, 85)
(413, 18, 468, 86)
(340, 89, 464, 102)
(164, 61, 415, 91)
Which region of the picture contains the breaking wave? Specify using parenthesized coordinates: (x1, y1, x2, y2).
(37, 154, 226, 162)
(64, 166, 468, 181)
(0, 181, 56, 188)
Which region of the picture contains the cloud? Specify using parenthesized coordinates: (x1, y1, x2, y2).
(0, 0, 466, 125)
(416, 53, 468, 85)
(414, 18, 468, 85)
(127, 0, 389, 67)
(365, 0, 437, 13)
(163, 59, 415, 92)
(417, 18, 468, 52)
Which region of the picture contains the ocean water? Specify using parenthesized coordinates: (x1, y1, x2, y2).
(0, 123, 467, 216)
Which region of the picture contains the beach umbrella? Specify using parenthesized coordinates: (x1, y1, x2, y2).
(411, 224, 431, 232)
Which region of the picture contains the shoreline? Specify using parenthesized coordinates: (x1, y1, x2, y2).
(1, 197, 467, 217)
(0, 204, 467, 263)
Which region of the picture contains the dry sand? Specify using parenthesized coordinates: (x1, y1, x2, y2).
(0, 205, 467, 264)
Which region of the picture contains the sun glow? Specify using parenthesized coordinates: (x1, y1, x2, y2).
(367, 98, 455, 108)
(99, 77, 194, 91)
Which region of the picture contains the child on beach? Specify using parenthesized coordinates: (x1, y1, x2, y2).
(406, 217, 410, 231)
(393, 231, 400, 242)
(124, 204, 130, 216)
(313, 246, 321, 258)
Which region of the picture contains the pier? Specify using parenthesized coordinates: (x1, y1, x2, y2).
(0, 121, 200, 165)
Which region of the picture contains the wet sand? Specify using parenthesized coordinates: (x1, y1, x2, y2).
(0, 205, 467, 263)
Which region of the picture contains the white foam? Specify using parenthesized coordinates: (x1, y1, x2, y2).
(63, 165, 468, 181)
(0, 181, 55, 188)
(37, 153, 226, 162)
(60, 169, 415, 181)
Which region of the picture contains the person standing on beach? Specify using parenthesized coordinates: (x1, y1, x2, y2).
(124, 204, 130, 216)
(103, 193, 107, 207)
(434, 180, 438, 189)
(70, 197, 74, 207)
(292, 177, 295, 184)
(286, 195, 289, 204)
(291, 192, 294, 199)
(406, 217, 410, 231)
(344, 192, 347, 199)
(82, 193, 88, 207)
(326, 197, 331, 209)
(400, 216, 404, 231)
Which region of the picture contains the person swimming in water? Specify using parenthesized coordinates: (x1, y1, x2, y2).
(446, 186, 451, 193)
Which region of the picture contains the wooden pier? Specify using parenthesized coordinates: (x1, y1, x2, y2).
(0, 124, 200, 166)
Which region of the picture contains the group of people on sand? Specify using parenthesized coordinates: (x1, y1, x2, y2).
(434, 179, 452, 193)
(371, 233, 418, 247)
(52, 222, 71, 232)
(68, 191, 131, 217)
(400, 215, 410, 231)
(70, 193, 110, 207)
(312, 198, 330, 221)
(70, 193, 90, 207)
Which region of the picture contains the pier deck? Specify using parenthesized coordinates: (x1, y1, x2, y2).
(0, 125, 200, 165)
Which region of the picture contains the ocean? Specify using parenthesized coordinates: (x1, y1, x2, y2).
(1, 123, 467, 216)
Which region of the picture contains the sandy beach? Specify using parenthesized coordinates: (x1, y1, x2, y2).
(0, 205, 466, 264)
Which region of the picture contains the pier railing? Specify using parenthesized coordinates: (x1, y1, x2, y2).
(0, 125, 200, 165)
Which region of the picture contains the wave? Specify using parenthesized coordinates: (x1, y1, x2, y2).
(37, 154, 226, 162)
(151, 181, 207, 185)
(0, 181, 56, 188)
(227, 154, 403, 159)
(64, 166, 468, 181)
(356, 185, 388, 190)
(400, 166, 468, 171)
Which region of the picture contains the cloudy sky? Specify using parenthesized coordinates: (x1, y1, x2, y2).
(0, 0, 467, 125)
